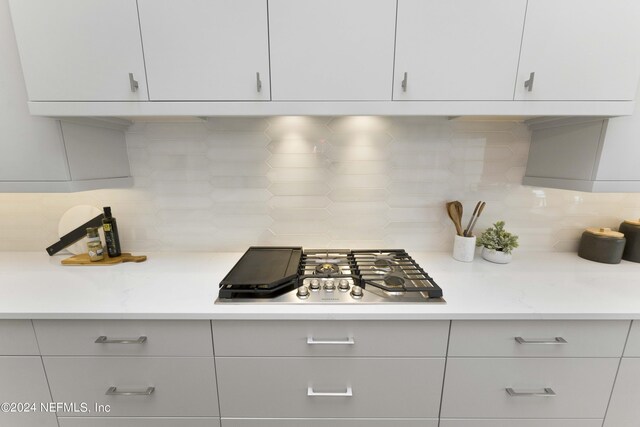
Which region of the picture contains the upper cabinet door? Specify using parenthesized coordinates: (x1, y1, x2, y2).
(8, 0, 147, 101)
(394, 0, 526, 101)
(516, 0, 640, 101)
(138, 0, 270, 101)
(269, 0, 396, 101)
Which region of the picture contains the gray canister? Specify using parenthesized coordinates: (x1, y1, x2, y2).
(578, 227, 626, 264)
(620, 219, 640, 263)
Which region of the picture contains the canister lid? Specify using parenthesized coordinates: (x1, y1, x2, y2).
(585, 227, 625, 239)
(623, 219, 640, 226)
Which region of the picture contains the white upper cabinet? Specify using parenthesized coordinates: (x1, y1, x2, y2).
(8, 0, 147, 101)
(268, 0, 396, 101)
(394, 0, 526, 101)
(515, 0, 640, 101)
(138, 0, 270, 101)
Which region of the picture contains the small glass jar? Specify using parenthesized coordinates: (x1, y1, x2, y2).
(87, 240, 104, 262)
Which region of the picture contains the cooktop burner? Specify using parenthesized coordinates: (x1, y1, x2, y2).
(216, 247, 444, 304)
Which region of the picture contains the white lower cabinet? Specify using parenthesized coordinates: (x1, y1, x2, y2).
(440, 421, 603, 427)
(222, 420, 437, 427)
(441, 358, 618, 419)
(216, 357, 444, 418)
(0, 357, 57, 427)
(603, 358, 640, 427)
(43, 357, 219, 417)
(58, 419, 220, 427)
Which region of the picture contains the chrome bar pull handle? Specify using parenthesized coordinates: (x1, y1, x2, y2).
(401, 72, 408, 92)
(307, 337, 355, 345)
(515, 336, 567, 345)
(95, 336, 147, 344)
(307, 386, 353, 397)
(524, 71, 535, 92)
(129, 73, 139, 92)
(256, 72, 262, 93)
(106, 386, 154, 396)
(506, 387, 556, 397)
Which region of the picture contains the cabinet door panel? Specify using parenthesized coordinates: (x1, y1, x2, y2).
(603, 358, 640, 427)
(449, 320, 629, 357)
(138, 0, 270, 101)
(213, 320, 449, 357)
(9, 0, 147, 101)
(441, 358, 618, 419)
(394, 0, 526, 100)
(34, 320, 213, 356)
(515, 0, 640, 101)
(269, 0, 396, 101)
(0, 357, 58, 427)
(441, 421, 603, 427)
(223, 420, 437, 427)
(59, 418, 221, 427)
(217, 357, 444, 418)
(0, 320, 39, 356)
(44, 357, 218, 417)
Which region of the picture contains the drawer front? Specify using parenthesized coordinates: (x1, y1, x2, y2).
(222, 420, 437, 427)
(213, 320, 449, 357)
(441, 421, 603, 427)
(217, 357, 444, 418)
(44, 357, 218, 417)
(0, 320, 39, 355)
(59, 418, 220, 427)
(34, 320, 213, 356)
(441, 358, 618, 418)
(623, 320, 640, 356)
(0, 357, 58, 427)
(449, 320, 629, 357)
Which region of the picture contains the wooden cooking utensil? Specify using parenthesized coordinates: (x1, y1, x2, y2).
(446, 201, 464, 236)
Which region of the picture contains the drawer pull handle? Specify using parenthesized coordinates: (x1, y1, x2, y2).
(515, 337, 567, 345)
(506, 387, 556, 397)
(95, 336, 148, 344)
(307, 337, 355, 345)
(105, 386, 155, 396)
(307, 386, 353, 397)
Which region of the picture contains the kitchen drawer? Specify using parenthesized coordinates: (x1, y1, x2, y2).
(34, 320, 213, 356)
(0, 320, 39, 355)
(0, 357, 58, 427)
(222, 419, 437, 427)
(212, 320, 449, 357)
(441, 421, 603, 427)
(623, 320, 640, 356)
(216, 357, 444, 418)
(59, 418, 220, 427)
(441, 358, 618, 419)
(449, 320, 629, 357)
(44, 357, 218, 417)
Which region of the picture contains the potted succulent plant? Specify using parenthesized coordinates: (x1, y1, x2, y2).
(476, 221, 519, 264)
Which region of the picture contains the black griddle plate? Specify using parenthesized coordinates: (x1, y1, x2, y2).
(218, 247, 303, 299)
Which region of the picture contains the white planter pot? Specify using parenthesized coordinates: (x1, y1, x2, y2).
(481, 247, 513, 264)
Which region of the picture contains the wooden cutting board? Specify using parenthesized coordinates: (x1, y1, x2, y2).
(61, 253, 147, 266)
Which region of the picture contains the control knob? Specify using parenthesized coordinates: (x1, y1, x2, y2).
(350, 285, 363, 299)
(338, 279, 350, 291)
(296, 286, 310, 299)
(309, 279, 320, 291)
(324, 279, 335, 292)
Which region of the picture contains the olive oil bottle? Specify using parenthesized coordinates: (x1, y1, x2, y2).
(102, 206, 121, 257)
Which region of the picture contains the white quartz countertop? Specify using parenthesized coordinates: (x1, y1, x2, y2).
(0, 251, 639, 320)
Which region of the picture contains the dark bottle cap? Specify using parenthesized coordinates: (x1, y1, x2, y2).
(103, 207, 112, 218)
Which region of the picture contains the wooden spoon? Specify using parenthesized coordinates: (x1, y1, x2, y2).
(446, 202, 464, 236)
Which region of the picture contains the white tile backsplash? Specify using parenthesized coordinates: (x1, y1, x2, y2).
(1, 116, 639, 253)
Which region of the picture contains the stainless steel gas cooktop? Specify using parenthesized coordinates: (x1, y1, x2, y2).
(215, 247, 445, 304)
